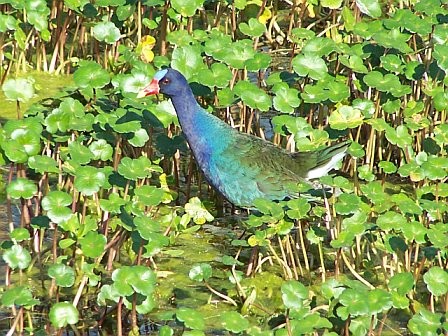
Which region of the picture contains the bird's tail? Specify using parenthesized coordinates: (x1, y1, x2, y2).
(292, 140, 350, 180)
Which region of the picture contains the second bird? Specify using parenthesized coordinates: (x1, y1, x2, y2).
(138, 68, 349, 208)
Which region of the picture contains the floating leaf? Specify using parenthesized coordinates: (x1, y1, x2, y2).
(189, 263, 212, 282)
(220, 311, 249, 333)
(176, 308, 205, 330)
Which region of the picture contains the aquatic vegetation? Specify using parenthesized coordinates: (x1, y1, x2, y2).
(0, 0, 447, 335)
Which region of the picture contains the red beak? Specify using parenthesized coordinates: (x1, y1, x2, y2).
(137, 78, 160, 98)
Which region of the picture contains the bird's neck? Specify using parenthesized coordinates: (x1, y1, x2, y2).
(170, 88, 205, 137)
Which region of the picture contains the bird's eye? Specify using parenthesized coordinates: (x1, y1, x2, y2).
(162, 78, 170, 84)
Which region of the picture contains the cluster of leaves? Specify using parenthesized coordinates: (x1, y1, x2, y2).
(1, 0, 448, 335)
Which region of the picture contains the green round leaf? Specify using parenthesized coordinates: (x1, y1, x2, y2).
(281, 280, 308, 310)
(2, 77, 35, 102)
(6, 178, 37, 199)
(48, 263, 76, 287)
(292, 53, 328, 80)
(3, 244, 31, 270)
(189, 263, 212, 282)
(220, 311, 249, 333)
(41, 191, 73, 224)
(176, 308, 205, 330)
(74, 166, 106, 196)
(1, 286, 39, 308)
(92, 21, 121, 44)
(79, 231, 106, 258)
(423, 266, 448, 297)
(239, 18, 265, 37)
(73, 61, 110, 89)
(10, 228, 30, 242)
(49, 302, 79, 328)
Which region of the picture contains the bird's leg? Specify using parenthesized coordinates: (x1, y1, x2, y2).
(246, 246, 259, 276)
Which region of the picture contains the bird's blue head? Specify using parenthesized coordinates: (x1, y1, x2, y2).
(137, 68, 189, 98)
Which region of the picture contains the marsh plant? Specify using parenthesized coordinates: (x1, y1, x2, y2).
(1, 0, 448, 335)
